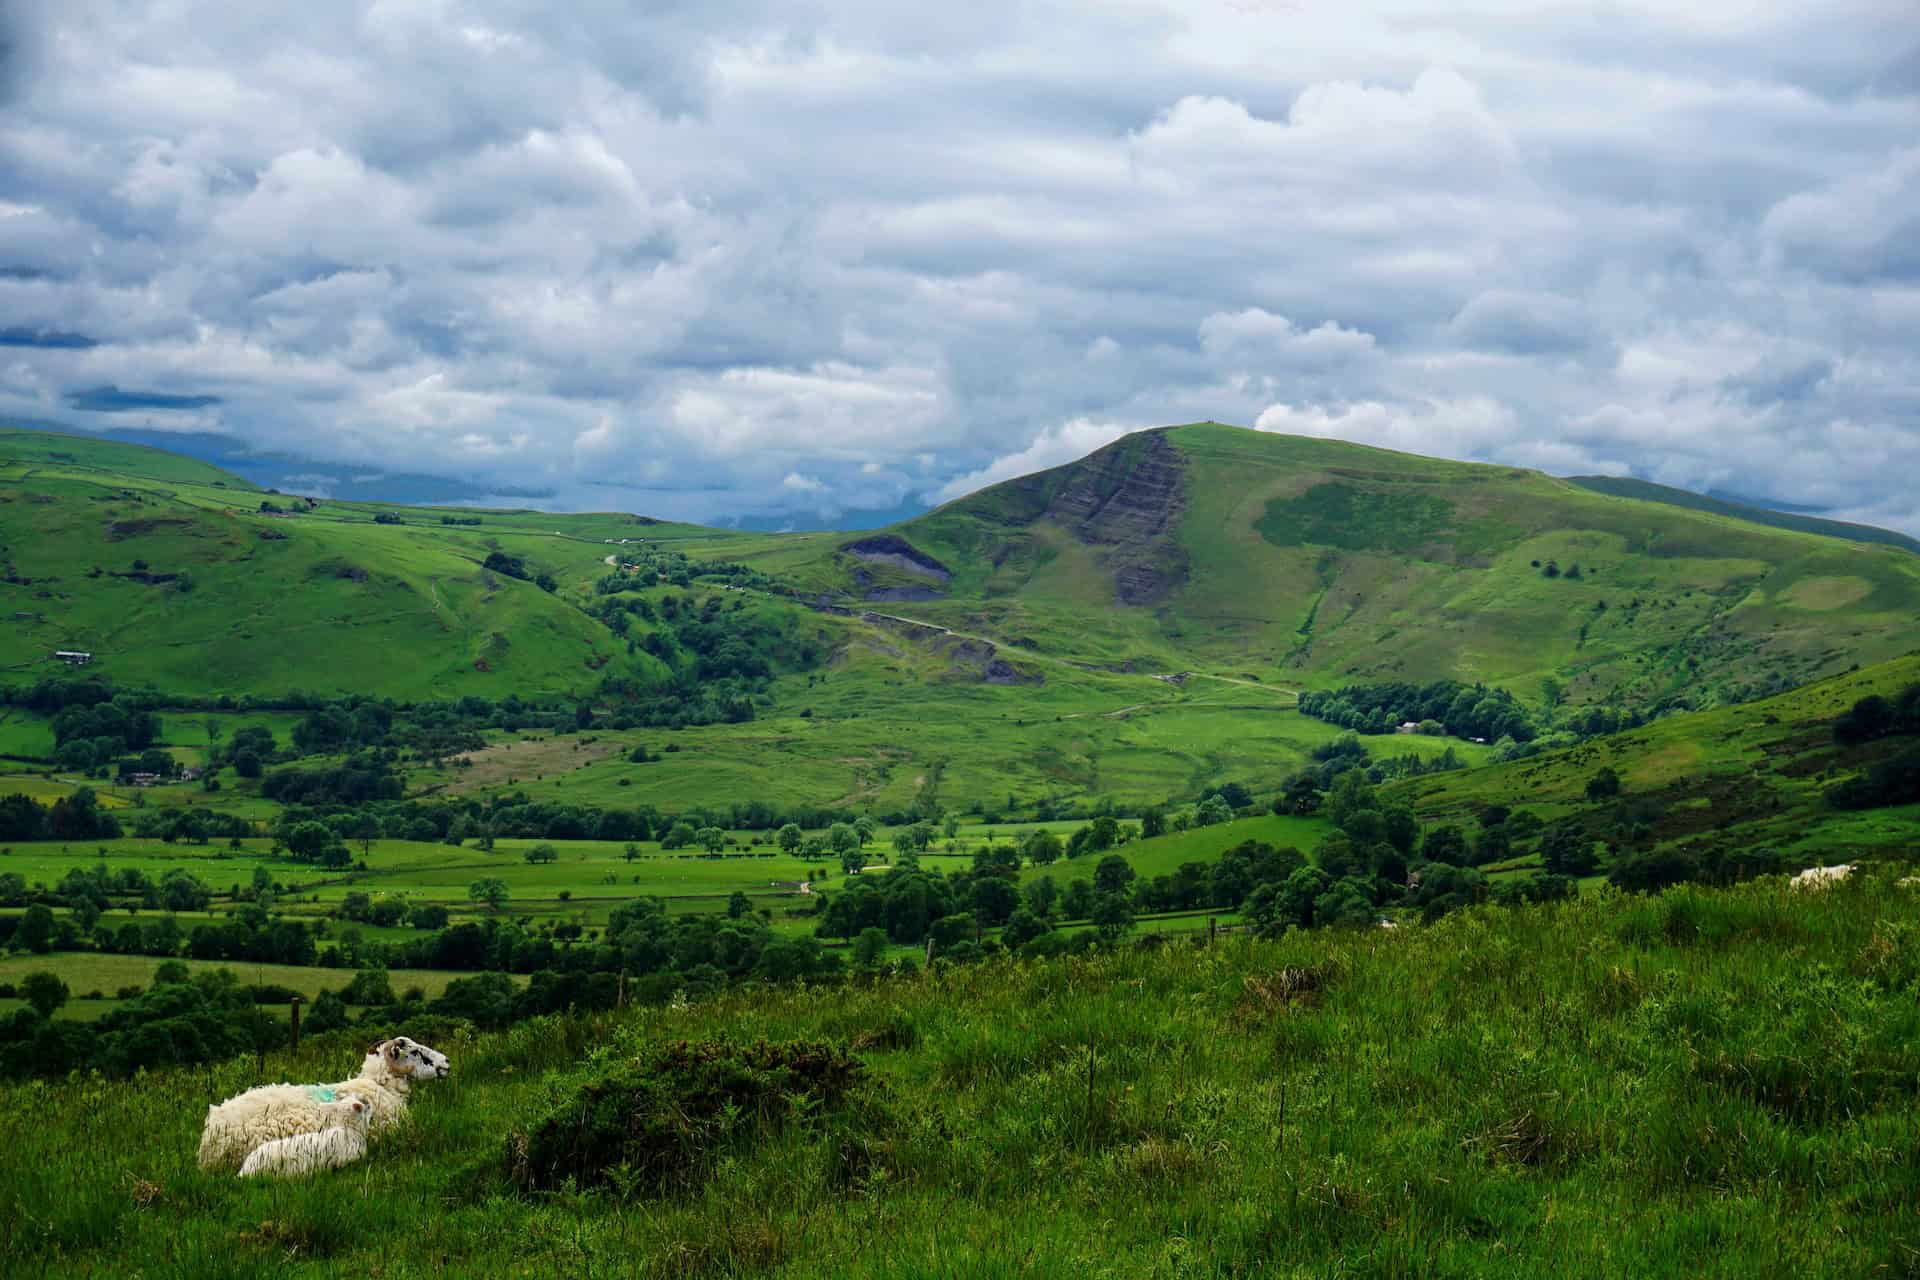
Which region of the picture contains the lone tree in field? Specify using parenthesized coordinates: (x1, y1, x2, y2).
(853, 926, 889, 968)
(827, 823, 860, 858)
(469, 877, 510, 911)
(623, 842, 641, 863)
(1541, 820, 1599, 876)
(1091, 892, 1135, 942)
(525, 843, 559, 864)
(1586, 766, 1622, 802)
(17, 903, 55, 954)
(696, 826, 726, 854)
(777, 823, 803, 853)
(1194, 795, 1233, 827)
(1023, 830, 1064, 865)
(20, 970, 68, 1018)
(1094, 854, 1136, 895)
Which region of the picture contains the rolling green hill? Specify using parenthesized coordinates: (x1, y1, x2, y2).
(0, 428, 704, 698)
(15, 421, 1918, 718)
(759, 423, 1920, 715)
(9, 421, 1920, 820)
(1389, 650, 1920, 866)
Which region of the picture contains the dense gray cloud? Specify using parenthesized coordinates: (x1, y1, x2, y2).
(1, 0, 1916, 531)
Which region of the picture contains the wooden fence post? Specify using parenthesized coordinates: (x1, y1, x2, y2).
(289, 996, 303, 1052)
(1209, 917, 1217, 946)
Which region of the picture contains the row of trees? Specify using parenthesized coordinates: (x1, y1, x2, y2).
(1, 965, 285, 1080)
(0, 787, 121, 841)
(1298, 680, 1541, 744)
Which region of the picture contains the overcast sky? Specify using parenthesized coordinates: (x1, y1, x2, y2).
(2, 1, 1916, 530)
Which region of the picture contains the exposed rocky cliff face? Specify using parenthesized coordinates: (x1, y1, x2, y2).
(840, 534, 952, 582)
(1040, 430, 1189, 605)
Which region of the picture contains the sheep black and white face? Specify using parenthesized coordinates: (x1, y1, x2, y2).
(379, 1036, 451, 1079)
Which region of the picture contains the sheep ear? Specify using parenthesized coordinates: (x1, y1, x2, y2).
(368, 1039, 388, 1056)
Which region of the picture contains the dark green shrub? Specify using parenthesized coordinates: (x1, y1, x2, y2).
(508, 1038, 867, 1196)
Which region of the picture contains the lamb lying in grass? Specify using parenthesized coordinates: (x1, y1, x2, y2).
(198, 1036, 450, 1172)
(239, 1096, 369, 1178)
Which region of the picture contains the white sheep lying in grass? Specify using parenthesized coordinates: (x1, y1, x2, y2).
(239, 1096, 370, 1178)
(198, 1036, 450, 1172)
(1791, 863, 1857, 890)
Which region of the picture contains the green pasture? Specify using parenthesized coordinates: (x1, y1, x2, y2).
(0, 952, 509, 1005)
(1020, 812, 1332, 889)
(414, 667, 1478, 816)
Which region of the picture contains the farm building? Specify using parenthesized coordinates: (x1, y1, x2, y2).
(53, 650, 93, 666)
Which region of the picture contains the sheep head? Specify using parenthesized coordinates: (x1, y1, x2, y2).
(365, 1036, 451, 1080)
(322, 1096, 371, 1130)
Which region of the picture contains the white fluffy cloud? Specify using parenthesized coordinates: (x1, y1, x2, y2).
(0, 0, 1915, 530)
(931, 418, 1137, 505)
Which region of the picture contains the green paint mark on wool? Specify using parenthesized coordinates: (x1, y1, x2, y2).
(304, 1086, 337, 1103)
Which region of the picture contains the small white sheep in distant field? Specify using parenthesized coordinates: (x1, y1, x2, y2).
(1791, 863, 1857, 890)
(239, 1096, 369, 1178)
(198, 1036, 450, 1172)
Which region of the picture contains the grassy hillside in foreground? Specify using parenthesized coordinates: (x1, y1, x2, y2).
(743, 423, 1920, 715)
(8, 876, 1920, 1277)
(1391, 651, 1920, 865)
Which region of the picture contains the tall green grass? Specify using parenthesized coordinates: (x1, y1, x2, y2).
(7, 872, 1920, 1276)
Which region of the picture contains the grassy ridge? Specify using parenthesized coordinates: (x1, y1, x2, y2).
(6, 876, 1920, 1276)
(1391, 651, 1920, 862)
(796, 423, 1920, 715)
(1569, 474, 1920, 554)
(0, 427, 688, 697)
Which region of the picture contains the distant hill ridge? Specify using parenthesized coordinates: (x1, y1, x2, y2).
(7, 422, 1920, 722)
(1566, 474, 1920, 555)
(812, 423, 1920, 714)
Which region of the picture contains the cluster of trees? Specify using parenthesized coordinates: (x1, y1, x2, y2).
(1298, 680, 1652, 757)
(1832, 685, 1920, 747)
(4, 866, 199, 917)
(1827, 684, 1920, 811)
(481, 550, 558, 593)
(0, 787, 121, 841)
(587, 590, 827, 728)
(1298, 680, 1540, 744)
(0, 964, 284, 1080)
(1274, 735, 1464, 812)
(591, 544, 776, 595)
(262, 750, 406, 807)
(45, 687, 164, 774)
